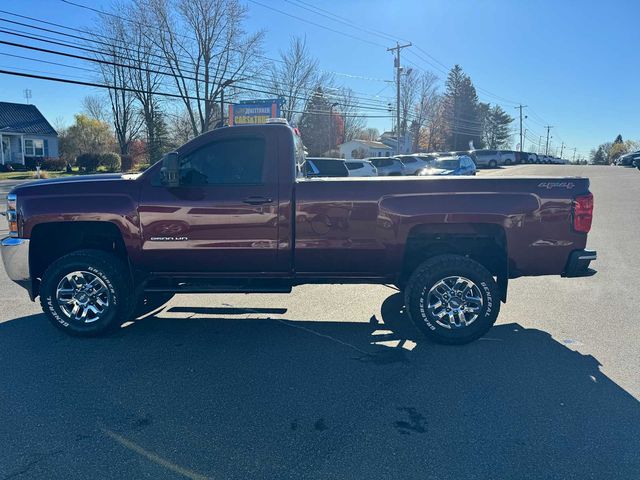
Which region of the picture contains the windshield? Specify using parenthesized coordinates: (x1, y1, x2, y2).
(432, 158, 460, 170)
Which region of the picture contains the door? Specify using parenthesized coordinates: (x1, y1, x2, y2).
(138, 133, 283, 275)
(1, 137, 10, 163)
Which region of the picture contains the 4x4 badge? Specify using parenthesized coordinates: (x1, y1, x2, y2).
(538, 181, 575, 189)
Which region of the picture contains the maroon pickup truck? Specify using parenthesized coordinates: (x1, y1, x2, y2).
(1, 123, 596, 344)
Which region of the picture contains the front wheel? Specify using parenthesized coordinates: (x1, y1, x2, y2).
(404, 255, 500, 345)
(488, 160, 497, 168)
(40, 250, 134, 336)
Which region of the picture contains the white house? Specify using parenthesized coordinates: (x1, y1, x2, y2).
(338, 139, 393, 159)
(0, 101, 59, 166)
(379, 131, 412, 154)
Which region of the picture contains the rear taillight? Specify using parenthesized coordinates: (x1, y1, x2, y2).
(6, 193, 18, 237)
(573, 193, 593, 233)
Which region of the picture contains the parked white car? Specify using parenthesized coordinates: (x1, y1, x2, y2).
(344, 159, 378, 177)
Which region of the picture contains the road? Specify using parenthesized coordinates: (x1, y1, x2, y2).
(0, 165, 638, 479)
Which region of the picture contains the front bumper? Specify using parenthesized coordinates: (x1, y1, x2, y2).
(1, 237, 31, 292)
(562, 249, 597, 277)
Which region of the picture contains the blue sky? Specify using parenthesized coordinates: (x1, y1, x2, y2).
(1, 0, 638, 158)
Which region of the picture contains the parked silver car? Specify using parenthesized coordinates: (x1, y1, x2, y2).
(344, 159, 378, 177)
(472, 150, 503, 168)
(367, 157, 406, 176)
(393, 155, 430, 175)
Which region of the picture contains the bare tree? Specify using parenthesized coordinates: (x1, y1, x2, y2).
(355, 127, 380, 141)
(81, 95, 110, 123)
(409, 71, 439, 151)
(148, 0, 264, 136)
(123, 1, 167, 162)
(422, 95, 448, 151)
(399, 68, 418, 138)
(93, 13, 142, 155)
(331, 88, 367, 143)
(270, 36, 324, 124)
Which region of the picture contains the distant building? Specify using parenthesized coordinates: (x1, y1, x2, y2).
(380, 131, 412, 154)
(0, 101, 59, 165)
(338, 139, 393, 159)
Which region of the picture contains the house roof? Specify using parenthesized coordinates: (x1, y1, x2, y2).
(342, 139, 392, 150)
(0, 101, 57, 136)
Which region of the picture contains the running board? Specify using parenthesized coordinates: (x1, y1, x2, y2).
(143, 277, 293, 294)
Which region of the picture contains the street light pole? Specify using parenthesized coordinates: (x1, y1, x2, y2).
(515, 105, 527, 152)
(387, 41, 411, 155)
(545, 126, 553, 155)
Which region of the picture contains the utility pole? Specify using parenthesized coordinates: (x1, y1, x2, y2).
(545, 126, 553, 155)
(572, 147, 577, 162)
(387, 41, 411, 155)
(560, 141, 565, 158)
(515, 105, 527, 152)
(538, 136, 543, 154)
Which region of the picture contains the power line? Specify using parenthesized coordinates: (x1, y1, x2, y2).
(0, 14, 395, 109)
(0, 30, 394, 113)
(0, 68, 396, 119)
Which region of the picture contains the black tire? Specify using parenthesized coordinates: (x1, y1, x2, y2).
(132, 293, 175, 319)
(404, 254, 500, 345)
(40, 249, 134, 336)
(488, 160, 497, 168)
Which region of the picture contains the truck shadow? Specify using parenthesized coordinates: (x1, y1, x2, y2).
(0, 294, 638, 479)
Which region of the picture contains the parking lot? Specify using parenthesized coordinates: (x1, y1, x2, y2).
(1, 164, 638, 479)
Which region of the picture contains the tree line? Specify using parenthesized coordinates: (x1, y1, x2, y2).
(590, 134, 639, 165)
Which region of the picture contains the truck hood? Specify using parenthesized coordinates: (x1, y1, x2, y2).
(12, 173, 141, 192)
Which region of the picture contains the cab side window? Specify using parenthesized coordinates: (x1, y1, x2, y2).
(179, 138, 265, 186)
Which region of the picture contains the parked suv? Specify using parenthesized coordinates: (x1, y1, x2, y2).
(500, 151, 517, 166)
(417, 155, 477, 176)
(368, 157, 405, 176)
(344, 159, 378, 177)
(473, 150, 503, 168)
(304, 158, 349, 177)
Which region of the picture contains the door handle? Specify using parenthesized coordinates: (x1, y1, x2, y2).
(242, 196, 273, 205)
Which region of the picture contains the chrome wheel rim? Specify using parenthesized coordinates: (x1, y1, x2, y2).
(426, 276, 484, 329)
(56, 271, 110, 323)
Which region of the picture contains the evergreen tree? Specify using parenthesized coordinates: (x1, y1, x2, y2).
(299, 87, 335, 156)
(482, 104, 514, 149)
(613, 134, 623, 144)
(443, 65, 482, 150)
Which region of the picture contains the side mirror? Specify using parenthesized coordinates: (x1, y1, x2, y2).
(160, 152, 180, 187)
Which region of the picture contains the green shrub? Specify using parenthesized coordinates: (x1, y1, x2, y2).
(76, 153, 100, 172)
(41, 157, 67, 171)
(99, 152, 121, 172)
(24, 157, 38, 171)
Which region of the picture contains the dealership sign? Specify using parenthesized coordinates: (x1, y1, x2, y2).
(229, 99, 284, 125)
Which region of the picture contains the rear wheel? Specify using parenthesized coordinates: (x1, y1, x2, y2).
(488, 160, 497, 168)
(40, 250, 134, 336)
(404, 255, 500, 344)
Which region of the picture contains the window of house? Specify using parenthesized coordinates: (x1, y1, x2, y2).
(24, 139, 44, 157)
(178, 137, 265, 186)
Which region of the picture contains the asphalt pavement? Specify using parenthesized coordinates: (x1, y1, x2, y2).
(0, 165, 638, 479)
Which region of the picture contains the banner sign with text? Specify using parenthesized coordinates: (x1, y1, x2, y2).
(229, 99, 284, 125)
